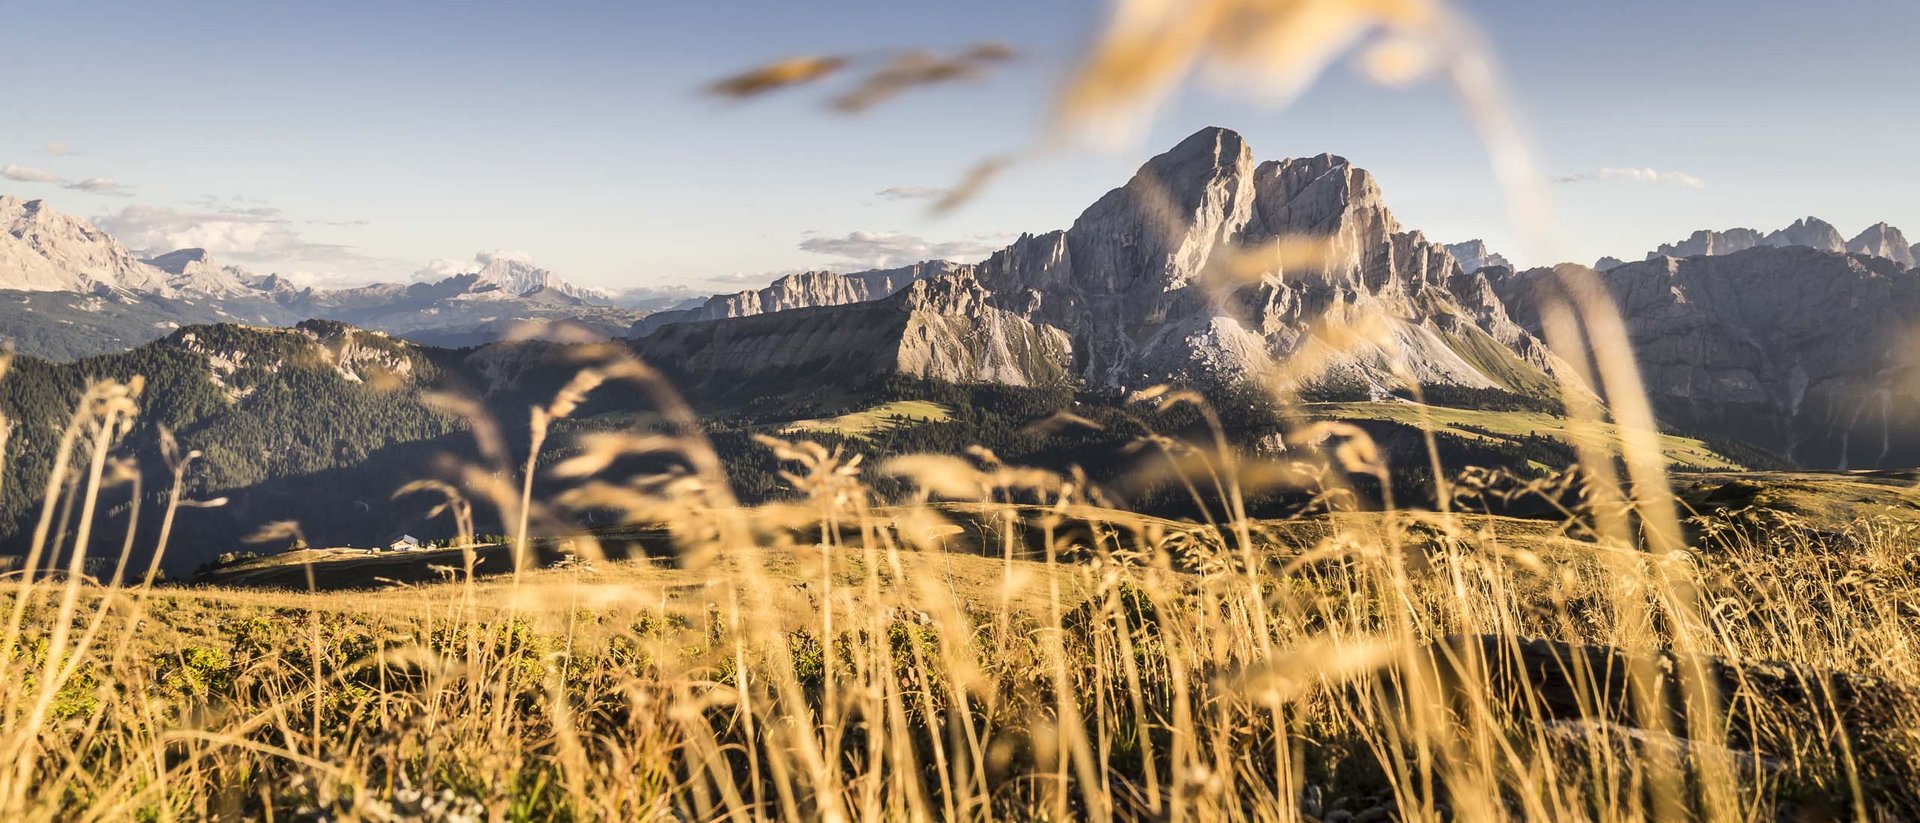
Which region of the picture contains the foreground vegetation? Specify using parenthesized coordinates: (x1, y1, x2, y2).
(3, 350, 1918, 821)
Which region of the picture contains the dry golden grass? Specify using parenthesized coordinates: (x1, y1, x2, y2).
(3, 2, 1917, 821)
(4, 358, 1919, 821)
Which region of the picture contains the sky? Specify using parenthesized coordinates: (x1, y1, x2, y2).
(3, 0, 1918, 294)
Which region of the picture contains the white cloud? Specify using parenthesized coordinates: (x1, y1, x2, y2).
(412, 256, 475, 282)
(474, 249, 534, 266)
(3, 164, 63, 184)
(876, 185, 949, 201)
(93, 203, 364, 269)
(797, 230, 1008, 269)
(46, 142, 69, 156)
(65, 177, 134, 197)
(1557, 167, 1706, 189)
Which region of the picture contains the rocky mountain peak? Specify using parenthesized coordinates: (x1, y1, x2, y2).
(1653, 227, 1765, 259)
(141, 247, 263, 297)
(1445, 240, 1511, 273)
(973, 126, 1555, 392)
(465, 253, 602, 301)
(1137, 126, 1254, 207)
(1766, 216, 1845, 252)
(1, 194, 169, 293)
(1846, 221, 1916, 268)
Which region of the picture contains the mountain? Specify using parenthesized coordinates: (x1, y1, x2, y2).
(1847, 222, 1917, 269)
(1639, 216, 1916, 265)
(142, 247, 286, 298)
(0, 198, 656, 358)
(1766, 216, 1847, 253)
(1445, 240, 1511, 273)
(636, 273, 1071, 397)
(1653, 227, 1766, 259)
(1491, 248, 1920, 467)
(630, 260, 969, 336)
(454, 251, 610, 303)
(1, 195, 170, 293)
(639, 127, 1562, 400)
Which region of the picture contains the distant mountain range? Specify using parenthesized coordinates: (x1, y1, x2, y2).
(6, 127, 1919, 479)
(0, 193, 973, 359)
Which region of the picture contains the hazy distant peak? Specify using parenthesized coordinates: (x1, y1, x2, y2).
(1445, 240, 1511, 273)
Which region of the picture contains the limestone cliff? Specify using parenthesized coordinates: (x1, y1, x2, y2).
(630, 260, 967, 337)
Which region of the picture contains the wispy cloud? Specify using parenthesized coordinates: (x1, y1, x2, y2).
(1556, 167, 1706, 189)
(798, 230, 1008, 269)
(5, 163, 140, 197)
(2, 164, 64, 184)
(46, 142, 70, 156)
(65, 177, 134, 197)
(876, 185, 950, 201)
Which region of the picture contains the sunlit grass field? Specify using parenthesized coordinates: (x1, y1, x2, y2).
(6, 0, 1920, 819)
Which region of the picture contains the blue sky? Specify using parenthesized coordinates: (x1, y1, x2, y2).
(3, 0, 1917, 292)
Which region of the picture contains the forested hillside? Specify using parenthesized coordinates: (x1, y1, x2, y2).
(0, 321, 461, 573)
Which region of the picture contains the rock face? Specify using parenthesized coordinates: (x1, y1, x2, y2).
(1594, 256, 1628, 271)
(1847, 222, 1917, 269)
(634, 273, 1069, 395)
(969, 128, 1558, 394)
(1492, 249, 1920, 467)
(638, 127, 1562, 399)
(1654, 228, 1767, 259)
(1765, 217, 1846, 253)
(630, 260, 967, 336)
(1, 195, 169, 292)
(1445, 240, 1512, 273)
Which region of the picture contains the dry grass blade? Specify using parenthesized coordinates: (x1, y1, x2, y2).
(708, 55, 849, 99)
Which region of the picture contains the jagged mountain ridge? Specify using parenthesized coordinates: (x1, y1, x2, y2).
(630, 260, 970, 337)
(1445, 240, 1511, 273)
(1641, 216, 1917, 268)
(639, 127, 1564, 400)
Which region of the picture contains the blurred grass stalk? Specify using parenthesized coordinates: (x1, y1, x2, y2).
(0, 1, 1911, 821)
